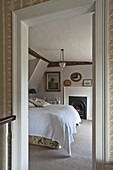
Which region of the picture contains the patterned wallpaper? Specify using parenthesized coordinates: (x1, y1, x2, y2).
(0, 0, 49, 119)
(109, 0, 113, 163)
(0, 0, 49, 169)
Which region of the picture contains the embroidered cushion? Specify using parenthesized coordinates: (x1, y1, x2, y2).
(29, 98, 51, 107)
(28, 101, 35, 108)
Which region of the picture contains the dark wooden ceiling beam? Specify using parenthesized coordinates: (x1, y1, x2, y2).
(66, 61, 92, 66)
(48, 61, 92, 67)
(28, 48, 92, 67)
(29, 48, 50, 63)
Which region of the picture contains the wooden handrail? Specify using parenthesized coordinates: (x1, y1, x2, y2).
(0, 115, 16, 126)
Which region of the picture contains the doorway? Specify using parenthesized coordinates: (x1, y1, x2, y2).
(28, 12, 93, 169)
(12, 0, 106, 170)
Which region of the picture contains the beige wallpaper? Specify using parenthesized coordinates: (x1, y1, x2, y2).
(0, 0, 49, 119)
(0, 0, 49, 169)
(109, 0, 113, 163)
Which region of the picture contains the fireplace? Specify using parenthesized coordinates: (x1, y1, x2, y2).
(69, 96, 87, 119)
(64, 87, 92, 120)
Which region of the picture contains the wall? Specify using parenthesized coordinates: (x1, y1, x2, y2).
(28, 58, 39, 80)
(109, 0, 113, 163)
(0, 0, 49, 169)
(29, 59, 48, 91)
(37, 65, 92, 104)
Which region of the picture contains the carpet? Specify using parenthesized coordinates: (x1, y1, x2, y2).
(29, 119, 92, 170)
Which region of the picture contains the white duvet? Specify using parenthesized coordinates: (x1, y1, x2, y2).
(28, 104, 81, 156)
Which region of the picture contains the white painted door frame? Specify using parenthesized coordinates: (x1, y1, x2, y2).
(12, 0, 106, 169)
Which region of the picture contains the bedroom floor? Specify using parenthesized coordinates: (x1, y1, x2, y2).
(29, 119, 92, 170)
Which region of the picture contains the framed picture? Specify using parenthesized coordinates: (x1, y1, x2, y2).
(45, 72, 61, 92)
(83, 79, 92, 87)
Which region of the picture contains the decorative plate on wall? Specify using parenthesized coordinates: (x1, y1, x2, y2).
(70, 72, 82, 82)
(63, 79, 71, 86)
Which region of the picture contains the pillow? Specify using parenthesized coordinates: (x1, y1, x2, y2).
(29, 98, 51, 107)
(28, 101, 35, 108)
(35, 98, 51, 106)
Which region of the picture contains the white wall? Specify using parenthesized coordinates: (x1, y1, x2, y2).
(29, 59, 48, 93)
(28, 58, 39, 80)
(36, 65, 92, 103)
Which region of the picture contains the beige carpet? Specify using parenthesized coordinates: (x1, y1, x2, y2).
(29, 120, 92, 170)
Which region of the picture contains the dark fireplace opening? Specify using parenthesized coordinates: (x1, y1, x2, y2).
(69, 96, 87, 119)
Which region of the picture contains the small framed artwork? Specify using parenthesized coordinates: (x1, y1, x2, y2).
(83, 79, 92, 87)
(45, 72, 61, 92)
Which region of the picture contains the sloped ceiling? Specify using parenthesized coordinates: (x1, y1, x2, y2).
(29, 13, 93, 62)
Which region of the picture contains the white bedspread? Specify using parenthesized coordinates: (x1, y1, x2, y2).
(28, 104, 81, 156)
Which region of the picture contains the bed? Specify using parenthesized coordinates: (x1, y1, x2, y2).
(28, 98, 81, 156)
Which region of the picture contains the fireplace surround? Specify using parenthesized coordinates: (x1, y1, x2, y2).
(64, 87, 92, 120)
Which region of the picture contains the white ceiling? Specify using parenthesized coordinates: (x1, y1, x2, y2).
(29, 13, 93, 62)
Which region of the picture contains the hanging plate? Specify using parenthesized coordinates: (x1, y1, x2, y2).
(70, 72, 82, 82)
(63, 79, 71, 86)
